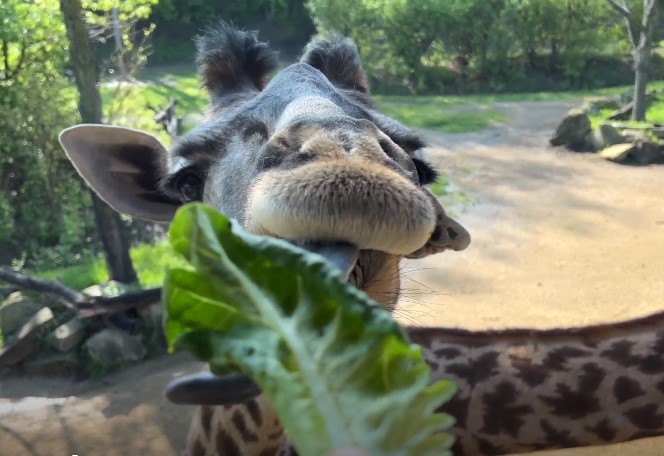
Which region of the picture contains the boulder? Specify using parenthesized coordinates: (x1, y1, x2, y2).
(47, 317, 89, 352)
(598, 141, 662, 164)
(22, 352, 80, 376)
(631, 140, 662, 164)
(138, 302, 167, 353)
(550, 108, 592, 151)
(0, 307, 54, 367)
(84, 328, 146, 370)
(621, 128, 650, 143)
(650, 127, 664, 139)
(82, 280, 128, 298)
(0, 292, 42, 339)
(594, 123, 625, 149)
(599, 143, 635, 162)
(0, 286, 17, 302)
(620, 92, 633, 104)
(582, 97, 621, 115)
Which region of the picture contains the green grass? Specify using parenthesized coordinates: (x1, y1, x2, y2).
(374, 81, 664, 105)
(38, 258, 108, 291)
(376, 100, 508, 133)
(130, 240, 188, 288)
(106, 67, 664, 136)
(106, 67, 511, 134)
(589, 92, 664, 129)
(104, 66, 205, 115)
(36, 241, 187, 291)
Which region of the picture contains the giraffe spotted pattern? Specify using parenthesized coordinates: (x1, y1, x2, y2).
(412, 325, 664, 455)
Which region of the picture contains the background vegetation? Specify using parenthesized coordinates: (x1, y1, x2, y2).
(2, 0, 663, 290)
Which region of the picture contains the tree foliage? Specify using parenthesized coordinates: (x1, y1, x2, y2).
(148, 0, 316, 62)
(308, 0, 638, 93)
(0, 0, 159, 274)
(0, 0, 91, 269)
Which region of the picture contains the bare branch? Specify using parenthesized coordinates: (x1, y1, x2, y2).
(0, 266, 162, 317)
(606, 0, 632, 18)
(642, 0, 658, 30)
(77, 288, 162, 317)
(0, 267, 83, 308)
(607, 0, 638, 47)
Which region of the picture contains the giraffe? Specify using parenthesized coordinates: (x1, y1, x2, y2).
(58, 21, 470, 456)
(176, 309, 664, 456)
(56, 21, 664, 456)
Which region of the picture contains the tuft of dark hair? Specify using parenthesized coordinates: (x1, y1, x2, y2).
(300, 33, 369, 93)
(195, 21, 278, 97)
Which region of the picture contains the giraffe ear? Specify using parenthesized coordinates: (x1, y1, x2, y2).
(406, 189, 471, 259)
(300, 34, 369, 93)
(59, 124, 181, 222)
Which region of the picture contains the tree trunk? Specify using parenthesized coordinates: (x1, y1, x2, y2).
(60, 0, 138, 285)
(549, 39, 560, 74)
(111, 8, 127, 80)
(632, 44, 651, 121)
(607, 0, 658, 121)
(89, 191, 138, 284)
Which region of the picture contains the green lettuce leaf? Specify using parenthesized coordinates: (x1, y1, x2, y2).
(163, 202, 457, 456)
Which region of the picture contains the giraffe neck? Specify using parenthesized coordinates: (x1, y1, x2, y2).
(184, 311, 664, 456)
(410, 310, 664, 455)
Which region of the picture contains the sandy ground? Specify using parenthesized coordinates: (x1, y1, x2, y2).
(2, 100, 664, 456)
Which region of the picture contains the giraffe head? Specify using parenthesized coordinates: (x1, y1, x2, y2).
(58, 22, 470, 309)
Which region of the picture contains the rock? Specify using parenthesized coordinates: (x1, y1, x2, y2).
(599, 143, 635, 162)
(650, 127, 664, 139)
(0, 292, 42, 338)
(631, 140, 662, 164)
(138, 303, 167, 354)
(582, 97, 621, 115)
(587, 124, 626, 151)
(0, 307, 54, 367)
(621, 128, 650, 143)
(47, 317, 89, 352)
(597, 123, 626, 147)
(22, 352, 80, 376)
(0, 286, 17, 302)
(550, 108, 592, 151)
(82, 280, 128, 298)
(84, 328, 146, 370)
(598, 141, 662, 164)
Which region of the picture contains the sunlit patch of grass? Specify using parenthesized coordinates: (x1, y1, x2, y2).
(35, 240, 187, 291)
(588, 92, 664, 130)
(375, 96, 508, 132)
(131, 240, 188, 288)
(101, 67, 664, 135)
(38, 257, 109, 291)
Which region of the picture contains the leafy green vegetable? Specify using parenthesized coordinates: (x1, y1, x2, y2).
(163, 203, 457, 456)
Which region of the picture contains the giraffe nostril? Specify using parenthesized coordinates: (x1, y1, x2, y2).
(447, 226, 459, 240)
(430, 225, 443, 242)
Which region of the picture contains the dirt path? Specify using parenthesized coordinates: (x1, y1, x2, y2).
(399, 100, 664, 456)
(2, 100, 664, 456)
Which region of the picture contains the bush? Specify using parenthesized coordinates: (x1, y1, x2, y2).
(307, 0, 636, 95)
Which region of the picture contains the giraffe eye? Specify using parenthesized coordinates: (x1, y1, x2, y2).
(175, 171, 203, 202)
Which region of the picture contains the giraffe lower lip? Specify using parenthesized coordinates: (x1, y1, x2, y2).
(293, 241, 360, 280)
